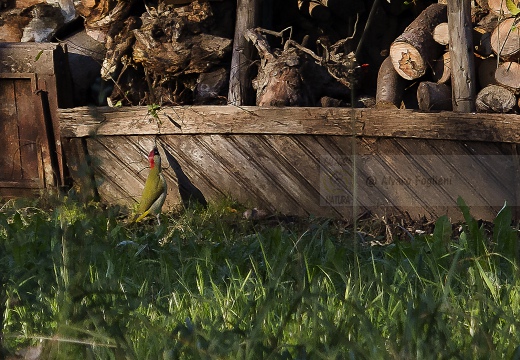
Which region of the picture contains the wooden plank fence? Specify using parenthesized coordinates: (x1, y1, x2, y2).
(59, 106, 520, 221)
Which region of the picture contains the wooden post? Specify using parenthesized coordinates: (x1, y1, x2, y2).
(447, 0, 476, 112)
(228, 0, 261, 106)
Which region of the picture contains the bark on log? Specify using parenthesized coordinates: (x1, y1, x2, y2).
(228, 0, 260, 106)
(478, 57, 498, 88)
(476, 84, 516, 113)
(491, 17, 520, 60)
(495, 61, 520, 92)
(376, 56, 406, 109)
(447, 0, 476, 112)
(390, 3, 447, 80)
(417, 81, 452, 111)
(433, 22, 449, 45)
(432, 52, 451, 84)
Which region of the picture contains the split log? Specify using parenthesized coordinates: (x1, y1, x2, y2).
(417, 81, 452, 111)
(478, 57, 498, 88)
(376, 56, 406, 108)
(476, 84, 516, 113)
(473, 26, 493, 57)
(491, 17, 520, 60)
(390, 3, 447, 80)
(0, 3, 67, 42)
(298, 0, 331, 22)
(495, 61, 520, 92)
(476, 11, 499, 33)
(228, 0, 260, 106)
(433, 22, 449, 45)
(432, 52, 451, 84)
(0, 0, 77, 42)
(447, 0, 476, 112)
(76, 0, 135, 42)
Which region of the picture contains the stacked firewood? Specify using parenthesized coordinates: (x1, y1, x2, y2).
(0, 0, 235, 106)
(377, 0, 520, 113)
(94, 0, 235, 106)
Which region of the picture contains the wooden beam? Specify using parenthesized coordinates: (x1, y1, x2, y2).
(227, 0, 261, 106)
(58, 106, 520, 143)
(447, 0, 476, 112)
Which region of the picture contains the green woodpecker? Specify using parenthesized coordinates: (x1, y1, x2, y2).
(131, 146, 167, 224)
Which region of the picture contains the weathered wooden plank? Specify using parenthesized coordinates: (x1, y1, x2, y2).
(16, 78, 40, 182)
(261, 135, 343, 218)
(67, 130, 520, 221)
(0, 79, 22, 180)
(0, 43, 72, 196)
(59, 106, 520, 143)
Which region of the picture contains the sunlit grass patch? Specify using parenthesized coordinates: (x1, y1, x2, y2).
(0, 196, 519, 358)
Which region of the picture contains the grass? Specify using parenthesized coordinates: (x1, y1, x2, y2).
(1, 195, 520, 359)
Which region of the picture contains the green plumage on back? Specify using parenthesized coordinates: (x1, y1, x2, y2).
(131, 147, 167, 224)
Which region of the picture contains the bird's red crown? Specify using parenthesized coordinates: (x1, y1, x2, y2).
(148, 147, 158, 168)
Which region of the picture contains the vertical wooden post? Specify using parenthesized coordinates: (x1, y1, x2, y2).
(447, 0, 476, 112)
(228, 0, 261, 106)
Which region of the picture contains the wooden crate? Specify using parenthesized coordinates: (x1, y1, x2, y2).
(59, 106, 520, 221)
(0, 43, 73, 197)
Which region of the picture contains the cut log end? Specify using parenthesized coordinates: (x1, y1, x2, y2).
(433, 22, 449, 45)
(417, 81, 452, 111)
(495, 61, 520, 92)
(476, 84, 516, 113)
(389, 3, 447, 80)
(491, 17, 520, 59)
(389, 45, 426, 80)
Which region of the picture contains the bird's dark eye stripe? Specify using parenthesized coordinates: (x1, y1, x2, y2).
(154, 148, 159, 155)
